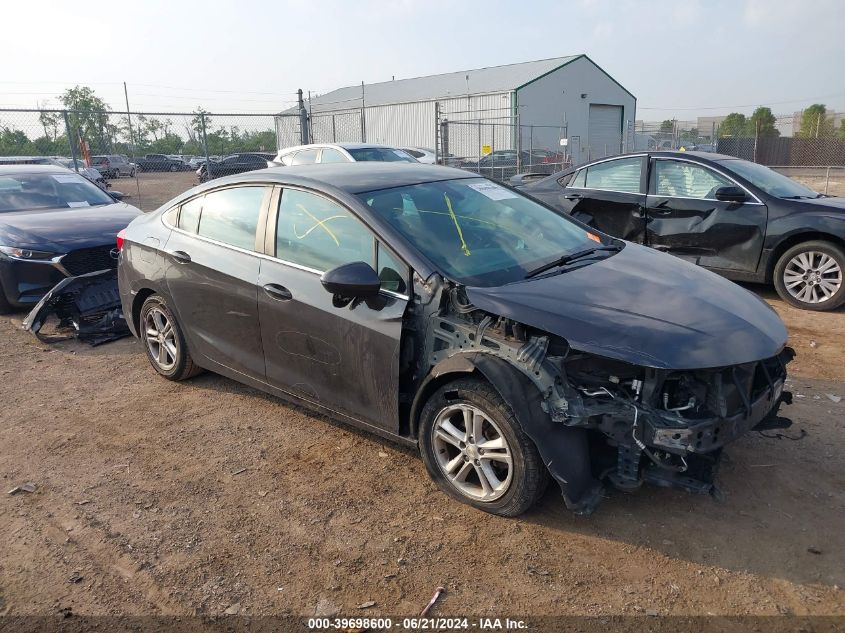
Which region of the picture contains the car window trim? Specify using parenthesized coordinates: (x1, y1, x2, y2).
(564, 155, 647, 195)
(648, 156, 763, 205)
(264, 184, 411, 300)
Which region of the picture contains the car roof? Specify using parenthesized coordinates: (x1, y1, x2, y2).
(0, 163, 70, 175)
(648, 150, 740, 162)
(192, 163, 479, 195)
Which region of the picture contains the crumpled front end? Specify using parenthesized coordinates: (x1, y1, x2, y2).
(416, 279, 794, 514)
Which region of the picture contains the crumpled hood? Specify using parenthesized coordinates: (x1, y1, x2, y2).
(465, 243, 788, 370)
(0, 203, 141, 251)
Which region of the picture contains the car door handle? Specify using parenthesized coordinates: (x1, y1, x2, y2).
(564, 193, 582, 200)
(170, 250, 192, 264)
(263, 283, 292, 301)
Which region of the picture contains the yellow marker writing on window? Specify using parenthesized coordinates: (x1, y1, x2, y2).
(444, 193, 471, 257)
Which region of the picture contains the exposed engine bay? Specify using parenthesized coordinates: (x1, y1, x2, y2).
(406, 275, 794, 514)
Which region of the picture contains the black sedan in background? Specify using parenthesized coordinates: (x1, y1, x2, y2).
(0, 165, 141, 312)
(514, 151, 845, 311)
(118, 163, 791, 517)
(198, 152, 275, 182)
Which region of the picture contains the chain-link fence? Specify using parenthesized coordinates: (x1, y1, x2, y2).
(0, 108, 299, 211)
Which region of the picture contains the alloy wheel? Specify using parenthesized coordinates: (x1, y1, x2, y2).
(144, 307, 178, 371)
(782, 250, 843, 304)
(431, 403, 513, 501)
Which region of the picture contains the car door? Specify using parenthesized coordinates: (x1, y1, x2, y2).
(563, 156, 647, 242)
(645, 157, 768, 273)
(257, 186, 409, 432)
(164, 185, 271, 379)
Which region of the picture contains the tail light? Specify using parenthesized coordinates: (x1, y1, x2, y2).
(116, 229, 126, 252)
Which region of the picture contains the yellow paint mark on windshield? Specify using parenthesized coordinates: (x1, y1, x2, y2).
(444, 193, 471, 256)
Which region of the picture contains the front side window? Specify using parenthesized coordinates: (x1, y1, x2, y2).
(276, 189, 374, 271)
(197, 186, 266, 250)
(377, 243, 408, 294)
(359, 178, 599, 287)
(652, 160, 731, 199)
(319, 148, 348, 163)
(584, 157, 642, 193)
(291, 149, 319, 165)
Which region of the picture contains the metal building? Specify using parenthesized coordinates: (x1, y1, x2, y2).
(277, 55, 635, 165)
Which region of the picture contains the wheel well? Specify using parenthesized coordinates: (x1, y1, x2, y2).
(131, 288, 157, 334)
(409, 369, 481, 439)
(767, 232, 845, 282)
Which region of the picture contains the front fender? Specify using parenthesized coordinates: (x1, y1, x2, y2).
(767, 210, 845, 247)
(412, 352, 602, 513)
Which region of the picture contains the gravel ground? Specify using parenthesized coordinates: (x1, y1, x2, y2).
(0, 285, 843, 620)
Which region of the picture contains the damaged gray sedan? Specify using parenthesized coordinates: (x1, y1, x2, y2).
(117, 163, 793, 516)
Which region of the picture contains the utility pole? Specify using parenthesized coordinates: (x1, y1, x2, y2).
(297, 89, 309, 145)
(123, 81, 141, 205)
(307, 90, 314, 143)
(361, 81, 366, 142)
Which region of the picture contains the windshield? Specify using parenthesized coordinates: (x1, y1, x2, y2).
(348, 147, 416, 162)
(0, 172, 115, 212)
(718, 159, 819, 198)
(358, 178, 601, 286)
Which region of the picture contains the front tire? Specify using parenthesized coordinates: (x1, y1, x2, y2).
(419, 377, 548, 517)
(773, 240, 845, 311)
(139, 295, 203, 380)
(169, 164, 178, 172)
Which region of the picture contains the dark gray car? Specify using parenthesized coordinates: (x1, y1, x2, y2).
(117, 163, 792, 516)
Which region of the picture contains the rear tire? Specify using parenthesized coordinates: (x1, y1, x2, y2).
(419, 377, 548, 517)
(169, 164, 178, 172)
(139, 295, 203, 381)
(773, 240, 845, 311)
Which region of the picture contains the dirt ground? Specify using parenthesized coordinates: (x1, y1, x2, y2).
(0, 278, 843, 622)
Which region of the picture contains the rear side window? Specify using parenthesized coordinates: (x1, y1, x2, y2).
(197, 186, 266, 250)
(583, 157, 642, 193)
(291, 149, 319, 165)
(319, 148, 348, 163)
(179, 196, 203, 232)
(276, 188, 373, 271)
(569, 169, 586, 188)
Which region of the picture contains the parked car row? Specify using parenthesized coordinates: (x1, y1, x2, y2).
(9, 143, 845, 517)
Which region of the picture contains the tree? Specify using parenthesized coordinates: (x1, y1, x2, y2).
(798, 104, 835, 138)
(718, 113, 748, 137)
(61, 86, 113, 153)
(837, 119, 845, 140)
(748, 107, 779, 138)
(659, 119, 675, 134)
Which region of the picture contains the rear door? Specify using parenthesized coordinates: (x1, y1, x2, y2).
(563, 155, 647, 242)
(257, 186, 409, 432)
(645, 157, 768, 273)
(164, 185, 270, 379)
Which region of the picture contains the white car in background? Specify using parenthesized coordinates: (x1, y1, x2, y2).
(268, 142, 417, 167)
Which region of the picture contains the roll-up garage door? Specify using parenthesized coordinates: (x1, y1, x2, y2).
(588, 104, 623, 160)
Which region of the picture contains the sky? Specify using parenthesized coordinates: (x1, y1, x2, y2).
(1, 0, 844, 122)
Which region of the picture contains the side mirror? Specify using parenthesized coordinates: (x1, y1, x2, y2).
(320, 261, 381, 298)
(714, 186, 746, 203)
(109, 190, 125, 201)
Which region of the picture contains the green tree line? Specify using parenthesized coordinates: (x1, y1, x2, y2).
(717, 104, 845, 139)
(0, 86, 278, 157)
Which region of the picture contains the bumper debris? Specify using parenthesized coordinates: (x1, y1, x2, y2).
(22, 269, 130, 346)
